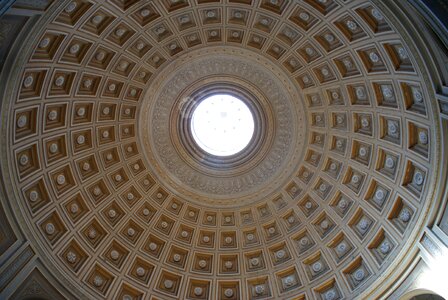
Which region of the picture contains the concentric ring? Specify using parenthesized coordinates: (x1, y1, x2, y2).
(141, 47, 307, 204)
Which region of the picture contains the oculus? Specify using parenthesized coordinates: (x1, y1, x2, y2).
(191, 94, 254, 156)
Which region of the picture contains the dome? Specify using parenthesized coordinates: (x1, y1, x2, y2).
(0, 1, 447, 299)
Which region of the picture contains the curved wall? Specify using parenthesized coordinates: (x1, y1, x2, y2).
(0, 1, 447, 299)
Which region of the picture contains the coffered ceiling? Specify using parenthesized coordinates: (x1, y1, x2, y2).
(0, 0, 446, 299)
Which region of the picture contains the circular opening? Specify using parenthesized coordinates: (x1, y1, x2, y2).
(191, 94, 254, 156)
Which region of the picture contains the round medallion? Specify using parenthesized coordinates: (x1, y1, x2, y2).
(88, 229, 97, 239)
(29, 190, 39, 202)
(354, 269, 366, 281)
(65, 2, 77, 13)
(66, 251, 77, 264)
(250, 257, 260, 266)
(198, 260, 207, 269)
(164, 279, 174, 289)
(93, 275, 103, 287)
(224, 288, 234, 298)
(149, 242, 157, 251)
(45, 223, 55, 235)
(254, 285, 265, 295)
(136, 267, 145, 277)
(312, 261, 323, 272)
(194, 287, 203, 296)
(110, 250, 119, 260)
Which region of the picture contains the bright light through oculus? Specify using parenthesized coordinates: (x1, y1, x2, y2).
(191, 94, 254, 156)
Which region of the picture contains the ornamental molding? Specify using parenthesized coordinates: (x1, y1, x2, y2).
(140, 47, 307, 205)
